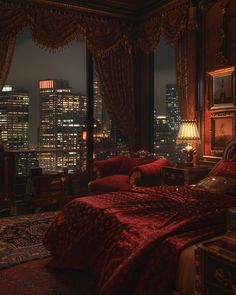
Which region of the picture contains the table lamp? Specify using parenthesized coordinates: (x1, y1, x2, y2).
(176, 120, 201, 167)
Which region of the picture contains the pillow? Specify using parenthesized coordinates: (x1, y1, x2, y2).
(208, 159, 236, 177)
(193, 175, 236, 196)
(119, 156, 153, 174)
(129, 158, 174, 186)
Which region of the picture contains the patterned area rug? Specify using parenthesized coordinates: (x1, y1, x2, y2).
(0, 211, 57, 269)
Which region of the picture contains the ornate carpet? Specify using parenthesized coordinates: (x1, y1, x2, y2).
(0, 211, 57, 269)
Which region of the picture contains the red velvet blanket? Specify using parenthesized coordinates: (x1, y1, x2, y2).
(43, 186, 236, 295)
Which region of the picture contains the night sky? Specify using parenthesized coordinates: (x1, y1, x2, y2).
(6, 31, 175, 144)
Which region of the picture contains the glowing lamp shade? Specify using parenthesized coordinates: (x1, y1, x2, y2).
(176, 120, 200, 166)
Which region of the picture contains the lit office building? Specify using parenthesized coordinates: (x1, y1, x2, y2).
(39, 79, 86, 170)
(93, 71, 103, 127)
(166, 84, 181, 132)
(153, 114, 176, 157)
(0, 85, 29, 150)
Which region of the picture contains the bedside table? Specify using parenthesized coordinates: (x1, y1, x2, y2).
(31, 171, 71, 208)
(198, 232, 236, 295)
(161, 165, 212, 186)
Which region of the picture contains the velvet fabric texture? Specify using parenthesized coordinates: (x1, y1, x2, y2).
(208, 159, 236, 177)
(90, 155, 155, 193)
(44, 186, 236, 295)
(223, 138, 236, 161)
(208, 138, 236, 177)
(93, 156, 124, 178)
(88, 174, 131, 193)
(129, 158, 175, 187)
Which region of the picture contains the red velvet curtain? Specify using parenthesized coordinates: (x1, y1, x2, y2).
(0, 36, 16, 91)
(95, 45, 135, 151)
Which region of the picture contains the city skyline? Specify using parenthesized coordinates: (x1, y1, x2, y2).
(0, 80, 179, 174)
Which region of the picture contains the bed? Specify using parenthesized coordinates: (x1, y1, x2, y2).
(43, 139, 236, 295)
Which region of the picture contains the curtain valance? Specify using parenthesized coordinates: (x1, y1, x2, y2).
(0, 0, 133, 56)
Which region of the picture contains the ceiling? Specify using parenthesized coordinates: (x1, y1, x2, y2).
(48, 0, 172, 18)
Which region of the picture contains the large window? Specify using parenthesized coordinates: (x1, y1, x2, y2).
(154, 37, 182, 163)
(2, 30, 129, 179)
(4, 30, 87, 175)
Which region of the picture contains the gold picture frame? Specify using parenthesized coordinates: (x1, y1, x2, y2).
(208, 66, 236, 110)
(211, 113, 235, 152)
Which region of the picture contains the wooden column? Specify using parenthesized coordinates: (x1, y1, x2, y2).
(134, 49, 154, 152)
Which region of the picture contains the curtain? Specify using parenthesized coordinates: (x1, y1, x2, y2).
(0, 36, 16, 90)
(95, 45, 135, 151)
(137, 0, 198, 121)
(0, 4, 27, 90)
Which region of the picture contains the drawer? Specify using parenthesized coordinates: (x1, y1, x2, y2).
(205, 253, 236, 294)
(163, 170, 185, 185)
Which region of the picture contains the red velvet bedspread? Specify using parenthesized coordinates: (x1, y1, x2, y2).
(43, 186, 236, 295)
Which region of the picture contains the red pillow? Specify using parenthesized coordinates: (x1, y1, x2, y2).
(208, 160, 236, 177)
(118, 156, 146, 174)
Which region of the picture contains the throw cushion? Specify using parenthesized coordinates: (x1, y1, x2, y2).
(94, 156, 124, 177)
(208, 160, 236, 178)
(119, 156, 150, 174)
(89, 174, 131, 193)
(129, 158, 174, 187)
(193, 175, 236, 196)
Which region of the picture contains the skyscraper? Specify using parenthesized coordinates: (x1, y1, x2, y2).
(39, 79, 86, 170)
(93, 70, 110, 130)
(166, 84, 181, 132)
(0, 85, 29, 149)
(153, 113, 175, 157)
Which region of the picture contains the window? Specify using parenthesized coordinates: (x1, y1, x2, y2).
(2, 30, 130, 180)
(4, 30, 87, 175)
(154, 37, 182, 163)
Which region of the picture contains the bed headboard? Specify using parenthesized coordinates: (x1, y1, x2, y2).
(223, 138, 236, 162)
(208, 138, 236, 176)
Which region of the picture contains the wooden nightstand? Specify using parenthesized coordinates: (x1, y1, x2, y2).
(31, 171, 71, 208)
(198, 232, 236, 295)
(161, 165, 212, 186)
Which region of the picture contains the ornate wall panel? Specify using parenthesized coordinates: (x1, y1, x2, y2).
(204, 0, 236, 157)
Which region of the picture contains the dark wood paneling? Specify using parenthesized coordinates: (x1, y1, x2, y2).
(203, 0, 236, 157)
(45, 0, 171, 17)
